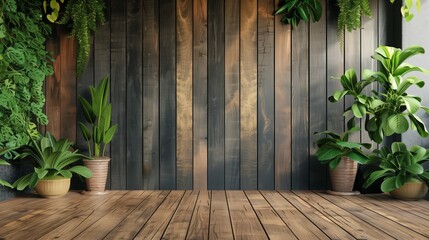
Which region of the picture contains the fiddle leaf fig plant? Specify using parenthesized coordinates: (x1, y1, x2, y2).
(315, 127, 371, 169)
(79, 76, 117, 158)
(274, 0, 323, 28)
(363, 142, 429, 192)
(329, 45, 429, 143)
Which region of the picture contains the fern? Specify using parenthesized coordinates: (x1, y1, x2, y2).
(57, 0, 105, 77)
(337, 0, 371, 46)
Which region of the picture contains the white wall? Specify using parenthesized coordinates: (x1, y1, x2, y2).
(402, 1, 429, 146)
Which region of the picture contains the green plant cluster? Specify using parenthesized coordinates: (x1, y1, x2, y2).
(0, 0, 53, 149)
(274, 0, 322, 28)
(56, 0, 105, 77)
(337, 0, 371, 45)
(12, 132, 91, 190)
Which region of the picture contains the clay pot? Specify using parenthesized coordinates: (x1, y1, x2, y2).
(329, 157, 358, 193)
(82, 157, 110, 195)
(390, 181, 428, 200)
(35, 177, 71, 198)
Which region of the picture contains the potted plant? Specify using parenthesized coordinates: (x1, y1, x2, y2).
(274, 0, 322, 28)
(329, 45, 429, 144)
(315, 126, 371, 194)
(363, 142, 429, 200)
(79, 76, 117, 195)
(11, 132, 92, 198)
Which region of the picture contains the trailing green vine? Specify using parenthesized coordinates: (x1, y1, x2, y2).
(47, 0, 105, 77)
(337, 0, 371, 46)
(0, 0, 53, 149)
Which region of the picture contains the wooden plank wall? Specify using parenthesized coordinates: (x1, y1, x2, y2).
(43, 0, 392, 190)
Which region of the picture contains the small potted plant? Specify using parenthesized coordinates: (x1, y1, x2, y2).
(363, 142, 429, 200)
(11, 132, 92, 198)
(79, 76, 117, 195)
(315, 126, 370, 195)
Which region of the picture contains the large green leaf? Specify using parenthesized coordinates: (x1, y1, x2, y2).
(409, 114, 429, 137)
(345, 152, 369, 164)
(336, 141, 362, 149)
(381, 176, 398, 192)
(103, 125, 117, 144)
(69, 165, 92, 178)
(387, 114, 409, 134)
(316, 145, 343, 161)
(0, 179, 12, 188)
(391, 142, 408, 154)
(79, 122, 91, 141)
(363, 169, 392, 188)
(351, 102, 366, 118)
(401, 96, 421, 114)
(404, 163, 424, 174)
(78, 96, 96, 124)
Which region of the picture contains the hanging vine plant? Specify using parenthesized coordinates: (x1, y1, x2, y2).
(337, 0, 372, 45)
(43, 0, 105, 78)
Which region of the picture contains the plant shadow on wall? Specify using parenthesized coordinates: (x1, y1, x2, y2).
(316, 45, 429, 200)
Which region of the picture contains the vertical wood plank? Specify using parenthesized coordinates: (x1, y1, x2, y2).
(126, 0, 143, 189)
(110, 0, 127, 190)
(45, 28, 62, 139)
(143, 0, 160, 190)
(224, 0, 240, 190)
(159, 0, 177, 190)
(207, 0, 225, 190)
(93, 0, 111, 188)
(193, 0, 208, 190)
(274, 0, 292, 190)
(257, 0, 275, 190)
(291, 22, 309, 189)
(60, 28, 77, 142)
(240, 0, 258, 190)
(176, 0, 193, 189)
(309, 0, 327, 190)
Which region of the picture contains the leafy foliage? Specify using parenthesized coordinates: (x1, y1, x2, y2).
(274, 0, 323, 28)
(315, 127, 371, 169)
(329, 45, 429, 143)
(42, 0, 66, 23)
(363, 142, 429, 192)
(56, 0, 105, 77)
(12, 132, 91, 191)
(0, 148, 14, 188)
(392, 0, 421, 22)
(79, 76, 117, 157)
(337, 0, 371, 46)
(0, 0, 53, 149)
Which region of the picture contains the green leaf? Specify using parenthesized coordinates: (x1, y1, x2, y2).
(363, 169, 392, 188)
(337, 141, 362, 149)
(409, 115, 429, 137)
(381, 176, 398, 192)
(0, 179, 12, 188)
(387, 114, 409, 134)
(297, 7, 309, 21)
(59, 170, 72, 178)
(351, 103, 366, 118)
(328, 157, 341, 169)
(69, 165, 92, 178)
(79, 122, 91, 141)
(103, 125, 117, 144)
(391, 142, 408, 154)
(345, 152, 369, 164)
(404, 163, 424, 174)
(78, 96, 96, 124)
(316, 145, 343, 161)
(402, 96, 421, 114)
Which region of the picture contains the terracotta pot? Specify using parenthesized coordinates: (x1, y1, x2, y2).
(83, 157, 110, 195)
(390, 181, 428, 200)
(34, 177, 71, 198)
(329, 157, 358, 193)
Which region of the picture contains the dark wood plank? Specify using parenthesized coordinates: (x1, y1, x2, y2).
(209, 191, 234, 239)
(45, 27, 61, 138)
(309, 0, 327, 190)
(176, 0, 194, 190)
(207, 0, 225, 190)
(279, 191, 354, 239)
(291, 21, 309, 189)
(226, 191, 267, 239)
(134, 191, 186, 239)
(257, 0, 275, 190)
(143, 0, 160, 190)
(159, 0, 177, 190)
(240, 0, 258, 190)
(187, 190, 211, 239)
(59, 28, 77, 142)
(193, 0, 208, 190)
(126, 0, 144, 189)
(261, 191, 329, 239)
(245, 191, 296, 239)
(318, 192, 428, 239)
(224, 0, 240, 190)
(103, 191, 170, 239)
(293, 191, 394, 239)
(274, 0, 292, 190)
(163, 191, 199, 239)
(110, 0, 127, 190)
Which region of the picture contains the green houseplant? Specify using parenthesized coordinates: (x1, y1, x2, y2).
(78, 76, 116, 194)
(315, 127, 370, 193)
(11, 132, 92, 198)
(363, 142, 429, 200)
(0, 148, 14, 188)
(329, 45, 429, 144)
(274, 0, 322, 28)
(0, 0, 53, 149)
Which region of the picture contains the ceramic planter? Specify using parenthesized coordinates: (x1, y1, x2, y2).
(328, 157, 359, 195)
(82, 157, 110, 195)
(34, 177, 71, 198)
(390, 181, 428, 200)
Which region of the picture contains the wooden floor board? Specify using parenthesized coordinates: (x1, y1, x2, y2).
(0, 190, 427, 239)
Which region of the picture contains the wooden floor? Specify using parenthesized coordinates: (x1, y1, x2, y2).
(0, 191, 428, 239)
